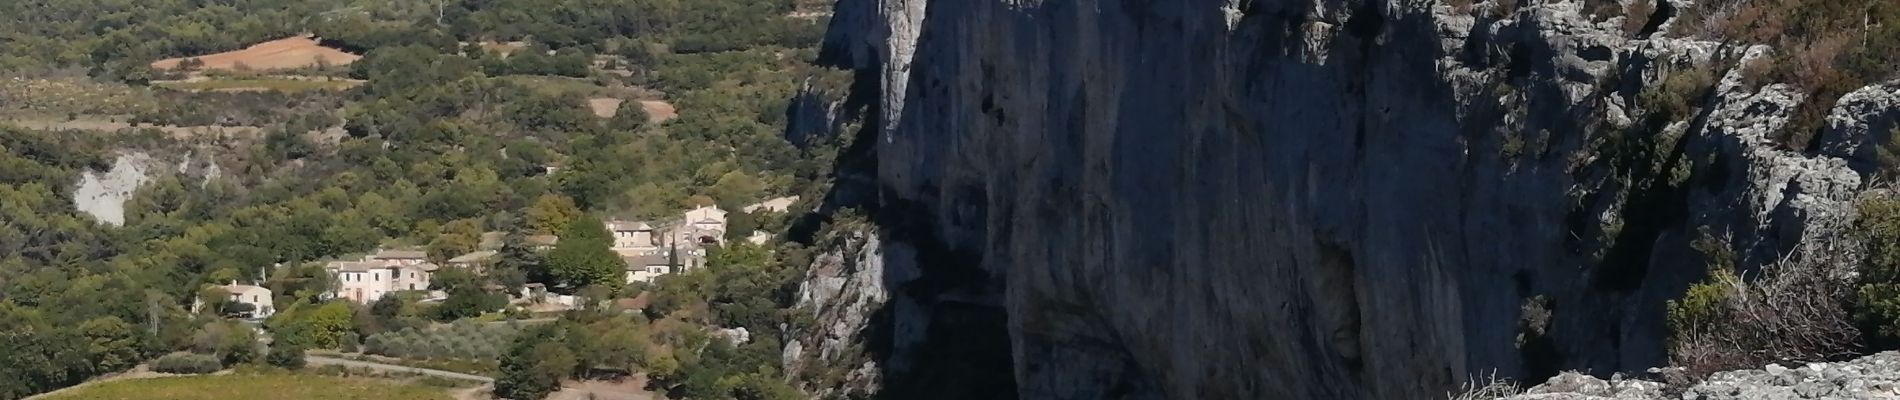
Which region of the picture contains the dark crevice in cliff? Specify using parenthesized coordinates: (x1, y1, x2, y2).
(1519, 303, 1565, 383)
(1636, 0, 1674, 39)
(1588, 72, 1732, 293)
(781, 47, 1017, 397)
(875, 190, 994, 303)
(1313, 240, 1366, 371)
(862, 189, 1016, 400)
(876, 302, 1017, 400)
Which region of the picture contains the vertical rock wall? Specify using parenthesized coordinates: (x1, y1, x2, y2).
(784, 0, 1900, 398)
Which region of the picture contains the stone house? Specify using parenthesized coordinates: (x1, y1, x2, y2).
(220, 283, 274, 318)
(327, 250, 439, 304)
(527, 234, 560, 251)
(622, 254, 674, 284)
(683, 205, 728, 235)
(447, 250, 498, 271)
(742, 196, 800, 214)
(368, 248, 429, 265)
(746, 230, 774, 245)
(606, 220, 661, 256)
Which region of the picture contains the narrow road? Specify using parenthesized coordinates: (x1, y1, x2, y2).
(306, 356, 496, 383)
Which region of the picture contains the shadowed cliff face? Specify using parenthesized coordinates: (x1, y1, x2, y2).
(785, 0, 1900, 398)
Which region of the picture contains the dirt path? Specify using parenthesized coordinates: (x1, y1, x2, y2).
(21, 366, 212, 400)
(306, 356, 495, 383)
(453, 384, 496, 400)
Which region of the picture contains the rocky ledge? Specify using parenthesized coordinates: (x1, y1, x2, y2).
(1507, 352, 1900, 399)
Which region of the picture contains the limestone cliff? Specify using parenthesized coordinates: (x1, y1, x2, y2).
(781, 0, 1900, 398)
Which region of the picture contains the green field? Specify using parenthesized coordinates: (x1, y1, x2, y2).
(154, 78, 361, 92)
(496, 75, 637, 97)
(43, 372, 454, 400)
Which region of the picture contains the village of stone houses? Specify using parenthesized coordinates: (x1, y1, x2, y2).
(208, 196, 799, 321)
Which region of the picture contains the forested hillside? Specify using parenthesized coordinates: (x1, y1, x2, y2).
(0, 0, 848, 399)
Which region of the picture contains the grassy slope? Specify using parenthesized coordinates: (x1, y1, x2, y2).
(42, 372, 454, 400)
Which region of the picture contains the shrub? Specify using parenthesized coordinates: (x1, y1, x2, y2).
(1665, 265, 1737, 341)
(219, 326, 259, 366)
(1515, 295, 1552, 348)
(1636, 67, 1718, 125)
(340, 333, 361, 353)
(1448, 372, 1519, 400)
(1667, 240, 1859, 377)
(151, 353, 224, 374)
(268, 344, 308, 369)
(1855, 192, 1900, 346)
(1873, 128, 1900, 180)
(1667, 0, 1899, 149)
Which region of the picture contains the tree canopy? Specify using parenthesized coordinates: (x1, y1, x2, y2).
(546, 216, 622, 290)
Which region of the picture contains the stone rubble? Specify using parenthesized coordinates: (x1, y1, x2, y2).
(1505, 352, 1900, 399)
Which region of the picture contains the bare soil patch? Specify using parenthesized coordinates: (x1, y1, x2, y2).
(588, 97, 625, 118)
(587, 98, 677, 123)
(152, 35, 362, 71)
(550, 378, 661, 400)
(640, 100, 678, 122)
(459, 41, 528, 57)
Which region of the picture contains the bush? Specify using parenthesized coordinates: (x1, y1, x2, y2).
(340, 333, 361, 353)
(1636, 67, 1717, 125)
(1855, 193, 1900, 346)
(151, 353, 224, 374)
(1667, 239, 1859, 377)
(268, 344, 308, 369)
(219, 326, 259, 366)
(1448, 372, 1519, 400)
(1667, 0, 1900, 149)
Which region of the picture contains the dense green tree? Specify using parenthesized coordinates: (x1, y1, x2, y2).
(726, 210, 762, 243)
(730, 372, 805, 400)
(554, 160, 621, 211)
(525, 194, 584, 235)
(429, 219, 485, 263)
(270, 301, 353, 349)
(78, 316, 145, 374)
(431, 267, 483, 292)
(495, 323, 579, 400)
(584, 317, 649, 374)
(219, 325, 258, 366)
(434, 287, 508, 321)
(608, 100, 652, 132)
(546, 216, 622, 290)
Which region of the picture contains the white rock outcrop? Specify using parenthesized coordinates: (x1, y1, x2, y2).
(71, 152, 155, 226)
